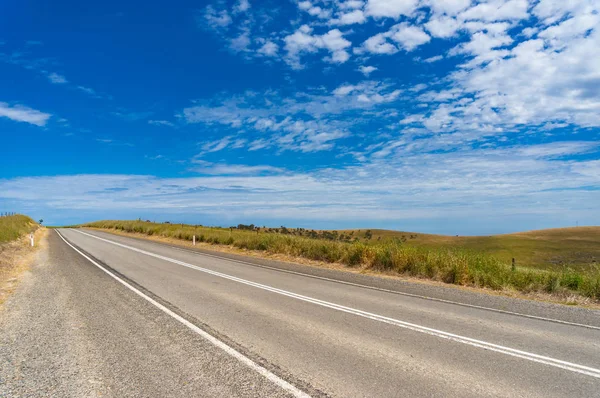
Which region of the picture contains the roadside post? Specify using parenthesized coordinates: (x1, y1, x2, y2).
(30, 233, 34, 247)
(193, 235, 196, 245)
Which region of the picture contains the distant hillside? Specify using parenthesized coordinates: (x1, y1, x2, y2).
(339, 227, 600, 271)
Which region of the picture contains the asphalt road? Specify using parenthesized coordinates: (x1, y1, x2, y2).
(2, 228, 600, 397)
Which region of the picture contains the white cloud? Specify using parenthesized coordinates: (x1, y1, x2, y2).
(77, 86, 99, 97)
(297, 1, 312, 11)
(148, 120, 175, 127)
(358, 65, 378, 76)
(390, 23, 431, 51)
(333, 84, 357, 96)
(320, 29, 352, 63)
(532, 0, 588, 25)
(47, 72, 68, 84)
(257, 40, 279, 56)
(339, 0, 364, 10)
(308, 6, 332, 19)
(284, 25, 351, 67)
(427, 0, 471, 16)
(423, 55, 443, 63)
(191, 161, 283, 175)
(365, 0, 420, 19)
(359, 32, 398, 54)
(203, 5, 232, 29)
(233, 0, 251, 14)
(450, 26, 513, 66)
(459, 0, 529, 22)
(0, 102, 51, 126)
(334, 9, 366, 25)
(230, 31, 251, 52)
(360, 22, 430, 54)
(182, 82, 402, 153)
(425, 16, 461, 38)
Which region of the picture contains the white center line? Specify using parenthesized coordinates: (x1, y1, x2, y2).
(155, 236, 600, 331)
(70, 228, 600, 379)
(56, 230, 312, 398)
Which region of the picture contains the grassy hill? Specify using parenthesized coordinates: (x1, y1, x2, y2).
(0, 215, 39, 243)
(338, 227, 600, 272)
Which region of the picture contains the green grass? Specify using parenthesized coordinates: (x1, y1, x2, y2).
(0, 215, 38, 243)
(339, 227, 600, 272)
(82, 220, 600, 302)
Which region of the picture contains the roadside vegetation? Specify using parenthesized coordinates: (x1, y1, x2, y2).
(82, 220, 600, 303)
(1, 214, 44, 304)
(337, 227, 600, 272)
(0, 214, 38, 243)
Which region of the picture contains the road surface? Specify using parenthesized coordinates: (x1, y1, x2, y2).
(2, 228, 600, 397)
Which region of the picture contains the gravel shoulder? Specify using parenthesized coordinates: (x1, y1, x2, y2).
(0, 230, 299, 397)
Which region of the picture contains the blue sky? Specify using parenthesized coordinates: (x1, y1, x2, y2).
(1, 0, 599, 234)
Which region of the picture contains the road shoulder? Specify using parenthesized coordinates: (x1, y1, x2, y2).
(0, 230, 306, 397)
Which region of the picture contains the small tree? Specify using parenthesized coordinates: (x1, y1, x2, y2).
(39, 219, 44, 225)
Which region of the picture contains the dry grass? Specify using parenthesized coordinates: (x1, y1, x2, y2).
(81, 220, 600, 303)
(0, 214, 38, 243)
(340, 227, 600, 272)
(0, 228, 47, 306)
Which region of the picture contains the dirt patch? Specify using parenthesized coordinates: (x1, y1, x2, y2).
(0, 228, 47, 306)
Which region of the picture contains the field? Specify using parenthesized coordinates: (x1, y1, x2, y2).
(339, 227, 600, 272)
(82, 220, 600, 303)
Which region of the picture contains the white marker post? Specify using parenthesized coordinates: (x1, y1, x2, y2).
(30, 233, 34, 247)
(193, 235, 196, 246)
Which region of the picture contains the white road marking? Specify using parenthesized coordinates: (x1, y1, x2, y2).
(55, 230, 311, 398)
(147, 235, 600, 331)
(70, 229, 600, 379)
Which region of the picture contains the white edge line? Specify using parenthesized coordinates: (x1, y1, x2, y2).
(71, 229, 600, 380)
(88, 228, 600, 331)
(55, 230, 311, 398)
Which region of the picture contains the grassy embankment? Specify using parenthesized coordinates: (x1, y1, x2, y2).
(0, 215, 43, 304)
(82, 220, 600, 303)
(0, 215, 38, 243)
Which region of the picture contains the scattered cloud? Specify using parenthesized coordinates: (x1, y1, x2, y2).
(358, 65, 377, 76)
(233, 0, 251, 14)
(284, 25, 352, 68)
(2, 141, 599, 232)
(0, 102, 51, 126)
(77, 86, 97, 96)
(257, 40, 279, 56)
(182, 81, 402, 153)
(191, 160, 284, 176)
(202, 5, 232, 30)
(47, 72, 68, 84)
(364, 0, 420, 19)
(423, 55, 443, 63)
(148, 119, 175, 127)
